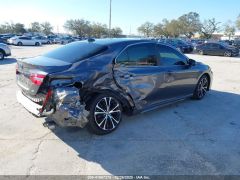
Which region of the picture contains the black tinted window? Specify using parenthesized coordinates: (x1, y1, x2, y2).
(117, 44, 158, 66)
(43, 41, 108, 63)
(158, 45, 188, 66)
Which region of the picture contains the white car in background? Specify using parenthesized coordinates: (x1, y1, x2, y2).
(8, 36, 41, 46)
(33, 36, 52, 44)
(0, 43, 11, 60)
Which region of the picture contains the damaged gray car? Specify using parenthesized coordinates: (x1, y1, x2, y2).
(16, 39, 213, 135)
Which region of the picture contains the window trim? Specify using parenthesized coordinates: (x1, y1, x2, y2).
(114, 42, 160, 67)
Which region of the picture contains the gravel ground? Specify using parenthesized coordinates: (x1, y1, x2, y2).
(0, 45, 240, 175)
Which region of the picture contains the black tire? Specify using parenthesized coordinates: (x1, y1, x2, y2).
(47, 41, 50, 44)
(198, 50, 204, 55)
(193, 75, 209, 100)
(224, 51, 232, 57)
(35, 42, 40, 46)
(0, 50, 4, 60)
(87, 94, 123, 135)
(17, 42, 22, 46)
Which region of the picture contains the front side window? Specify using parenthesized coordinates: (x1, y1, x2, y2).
(116, 44, 158, 66)
(157, 45, 188, 66)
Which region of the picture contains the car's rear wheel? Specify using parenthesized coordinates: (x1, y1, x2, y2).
(17, 42, 23, 46)
(224, 51, 232, 57)
(35, 42, 40, 46)
(198, 50, 204, 55)
(87, 94, 122, 135)
(193, 75, 209, 100)
(0, 51, 4, 60)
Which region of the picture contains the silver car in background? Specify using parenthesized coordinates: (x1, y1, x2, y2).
(8, 36, 41, 46)
(0, 43, 11, 60)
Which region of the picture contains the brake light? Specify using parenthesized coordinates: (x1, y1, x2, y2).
(40, 89, 52, 113)
(30, 74, 46, 86)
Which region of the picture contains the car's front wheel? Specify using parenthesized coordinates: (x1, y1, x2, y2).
(224, 51, 232, 57)
(193, 75, 209, 100)
(87, 94, 122, 135)
(35, 42, 40, 46)
(0, 51, 4, 60)
(17, 42, 23, 46)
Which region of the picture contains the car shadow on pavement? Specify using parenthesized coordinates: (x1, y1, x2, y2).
(46, 90, 240, 175)
(0, 58, 16, 65)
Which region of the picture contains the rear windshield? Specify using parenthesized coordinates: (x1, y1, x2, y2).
(43, 41, 108, 63)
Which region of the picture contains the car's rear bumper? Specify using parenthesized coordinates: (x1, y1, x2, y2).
(16, 90, 42, 116)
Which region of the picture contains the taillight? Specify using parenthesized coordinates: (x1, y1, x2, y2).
(30, 74, 46, 86)
(40, 89, 52, 113)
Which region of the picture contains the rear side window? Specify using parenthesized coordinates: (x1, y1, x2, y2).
(211, 43, 220, 48)
(43, 41, 108, 63)
(116, 44, 158, 66)
(157, 45, 188, 66)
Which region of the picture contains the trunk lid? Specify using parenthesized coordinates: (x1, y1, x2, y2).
(16, 56, 72, 96)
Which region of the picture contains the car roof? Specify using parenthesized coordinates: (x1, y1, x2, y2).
(88, 38, 151, 46)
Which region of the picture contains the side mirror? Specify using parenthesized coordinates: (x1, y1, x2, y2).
(188, 59, 196, 66)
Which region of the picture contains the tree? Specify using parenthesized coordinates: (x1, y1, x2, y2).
(178, 12, 201, 38)
(91, 23, 108, 38)
(110, 27, 123, 37)
(41, 22, 53, 35)
(224, 21, 236, 40)
(200, 18, 221, 39)
(165, 19, 181, 37)
(12, 23, 26, 34)
(236, 15, 240, 30)
(137, 22, 154, 37)
(153, 21, 171, 38)
(64, 19, 91, 37)
(0, 23, 12, 34)
(29, 22, 41, 33)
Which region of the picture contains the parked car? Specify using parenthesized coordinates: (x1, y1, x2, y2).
(232, 39, 240, 49)
(55, 37, 75, 44)
(47, 35, 58, 44)
(160, 39, 194, 53)
(190, 39, 204, 49)
(16, 39, 213, 135)
(33, 36, 52, 44)
(219, 40, 234, 46)
(0, 43, 11, 60)
(8, 36, 41, 46)
(196, 42, 239, 57)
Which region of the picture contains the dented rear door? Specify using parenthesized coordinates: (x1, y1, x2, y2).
(113, 43, 167, 109)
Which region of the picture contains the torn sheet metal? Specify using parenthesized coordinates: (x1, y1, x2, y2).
(49, 87, 89, 128)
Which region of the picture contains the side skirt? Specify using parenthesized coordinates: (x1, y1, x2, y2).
(132, 94, 193, 115)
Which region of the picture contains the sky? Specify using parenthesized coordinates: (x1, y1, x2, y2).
(0, 0, 239, 35)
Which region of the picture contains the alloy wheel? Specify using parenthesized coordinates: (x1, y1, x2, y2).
(197, 77, 208, 99)
(94, 97, 121, 131)
(224, 51, 231, 57)
(199, 50, 203, 55)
